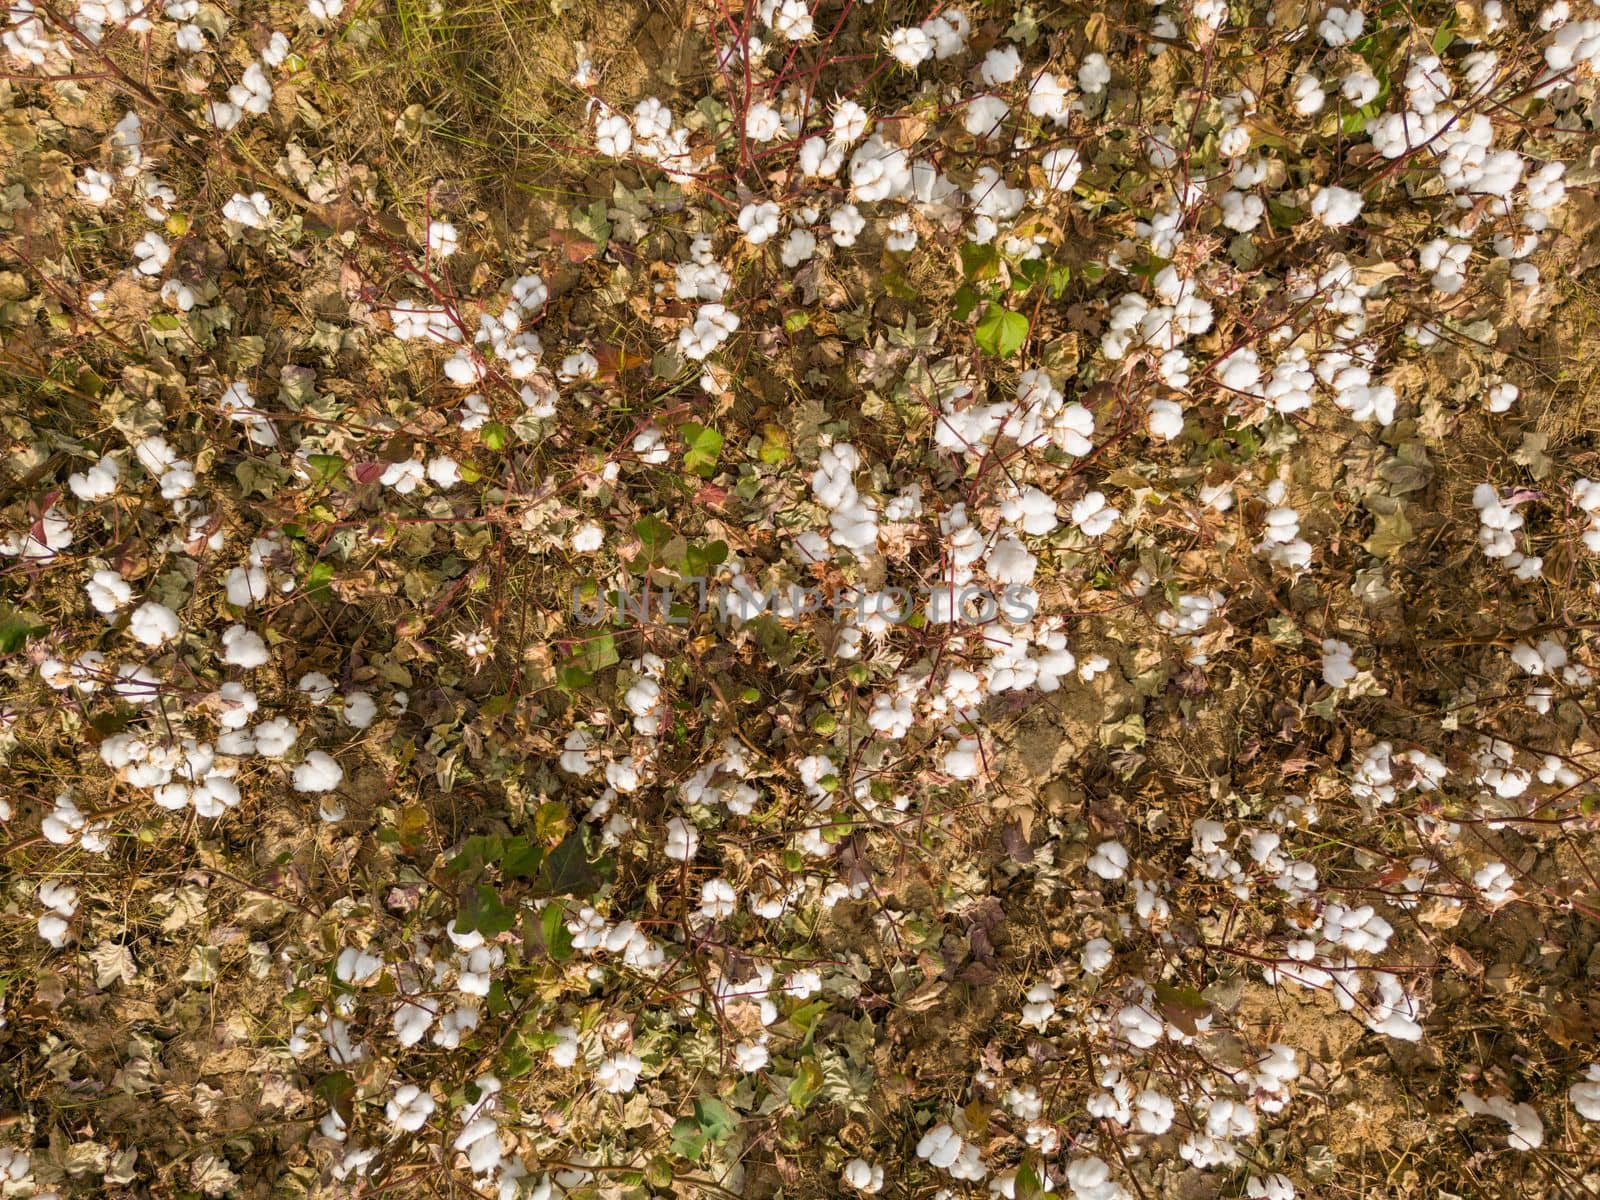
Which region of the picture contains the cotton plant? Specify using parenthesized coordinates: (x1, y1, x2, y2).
(3, 0, 1600, 1196)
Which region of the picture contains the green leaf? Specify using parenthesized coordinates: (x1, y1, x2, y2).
(634, 514, 673, 559)
(458, 884, 516, 936)
(579, 631, 619, 673)
(1363, 508, 1414, 559)
(952, 285, 979, 322)
(568, 200, 612, 246)
(307, 453, 346, 486)
(960, 241, 1000, 281)
(535, 832, 612, 898)
(974, 304, 1029, 358)
(0, 604, 46, 654)
(540, 903, 574, 961)
(480, 422, 509, 451)
(303, 561, 336, 601)
(681, 422, 724, 478)
(694, 1097, 736, 1141)
(787, 1058, 824, 1111)
(500, 836, 544, 879)
(670, 1118, 709, 1162)
(1152, 981, 1210, 1036)
(557, 662, 593, 691)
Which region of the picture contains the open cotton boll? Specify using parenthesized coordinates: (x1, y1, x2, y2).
(1572, 1065, 1600, 1120)
(386, 1084, 436, 1133)
(1147, 399, 1184, 440)
(595, 1051, 643, 1093)
(1246, 1174, 1296, 1200)
(1311, 186, 1363, 227)
(1460, 1091, 1544, 1150)
(127, 600, 180, 646)
(68, 455, 120, 501)
(1318, 5, 1365, 44)
(841, 1157, 883, 1194)
(222, 191, 271, 228)
(886, 25, 934, 68)
(85, 568, 133, 614)
(292, 750, 343, 793)
(1086, 840, 1129, 880)
(336, 946, 384, 986)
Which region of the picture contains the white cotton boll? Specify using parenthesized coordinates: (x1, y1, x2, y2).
(831, 99, 868, 144)
(1318, 5, 1365, 44)
(744, 102, 782, 142)
(885, 213, 918, 252)
(769, 0, 812, 40)
(1001, 486, 1059, 536)
(1312, 184, 1363, 228)
(1147, 398, 1184, 440)
(697, 877, 736, 921)
(217, 682, 258, 730)
(962, 95, 1011, 139)
(1474, 861, 1516, 905)
(1086, 840, 1129, 880)
(222, 191, 271, 228)
(1571, 1065, 1600, 1120)
(1321, 639, 1356, 687)
(38, 912, 72, 948)
(986, 535, 1037, 585)
(1487, 383, 1518, 413)
(916, 1124, 963, 1170)
(298, 671, 336, 705)
(336, 946, 384, 985)
(570, 522, 603, 553)
(797, 135, 843, 178)
(829, 204, 866, 247)
(664, 815, 699, 861)
(133, 230, 171, 275)
(379, 459, 426, 494)
(1134, 1089, 1174, 1133)
(1017, 979, 1056, 1030)
(1292, 73, 1326, 115)
(1460, 1091, 1544, 1150)
(128, 600, 180, 646)
(848, 136, 910, 202)
(427, 456, 462, 488)
(1027, 70, 1072, 124)
(218, 624, 268, 669)
(980, 44, 1023, 86)
(68, 455, 120, 501)
(780, 228, 817, 267)
(1218, 125, 1251, 159)
(944, 737, 983, 780)
(1041, 147, 1082, 192)
(630, 97, 672, 145)
(386, 1084, 436, 1132)
(1065, 1155, 1126, 1200)
(308, 0, 345, 19)
(1071, 492, 1118, 538)
(1081, 937, 1113, 974)
(1079, 52, 1111, 93)
(1144, 127, 1179, 170)
(293, 750, 343, 793)
(1246, 1175, 1296, 1200)
(78, 167, 114, 205)
(842, 1157, 883, 1193)
(595, 1052, 643, 1093)
(1342, 70, 1380, 106)
(85, 568, 133, 614)
(1218, 188, 1265, 232)
(887, 25, 934, 68)
(594, 112, 632, 157)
